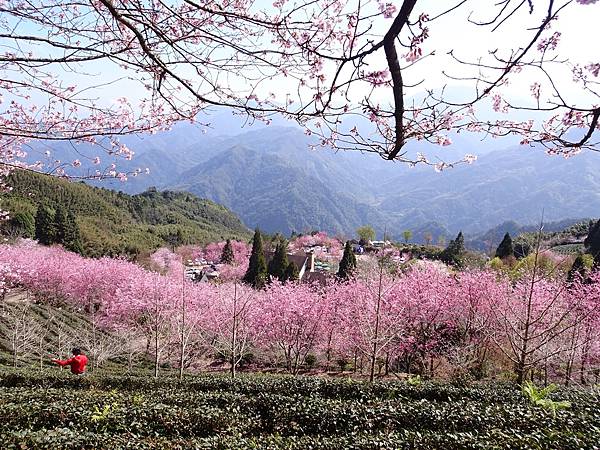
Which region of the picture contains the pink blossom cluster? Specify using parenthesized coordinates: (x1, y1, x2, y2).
(1, 240, 599, 380)
(0, 0, 597, 189)
(288, 232, 343, 259)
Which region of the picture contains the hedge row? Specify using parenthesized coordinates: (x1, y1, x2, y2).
(0, 370, 598, 449)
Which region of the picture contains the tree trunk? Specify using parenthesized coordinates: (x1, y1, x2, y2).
(369, 256, 384, 383)
(179, 267, 186, 380)
(230, 281, 238, 379)
(154, 325, 159, 378)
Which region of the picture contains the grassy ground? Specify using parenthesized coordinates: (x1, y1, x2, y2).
(0, 368, 599, 449)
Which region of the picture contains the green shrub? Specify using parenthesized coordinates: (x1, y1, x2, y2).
(0, 369, 598, 449)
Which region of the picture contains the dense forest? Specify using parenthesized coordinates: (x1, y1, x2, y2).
(0, 171, 250, 257)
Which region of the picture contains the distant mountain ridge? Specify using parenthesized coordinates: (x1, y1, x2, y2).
(24, 113, 600, 243)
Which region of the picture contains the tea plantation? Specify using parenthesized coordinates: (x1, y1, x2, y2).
(1, 370, 599, 449)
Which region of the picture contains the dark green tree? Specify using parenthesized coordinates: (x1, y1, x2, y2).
(164, 229, 184, 250)
(567, 253, 594, 283)
(440, 231, 465, 268)
(284, 261, 299, 282)
(54, 206, 68, 243)
(513, 236, 532, 259)
(220, 239, 235, 264)
(584, 219, 600, 263)
(268, 240, 289, 282)
(54, 206, 84, 254)
(61, 211, 84, 254)
(337, 241, 357, 279)
(8, 211, 35, 238)
(34, 205, 56, 245)
(495, 232, 514, 259)
(243, 228, 268, 289)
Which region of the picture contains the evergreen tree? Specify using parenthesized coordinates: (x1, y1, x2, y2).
(268, 240, 289, 282)
(54, 206, 68, 243)
(243, 228, 268, 289)
(63, 211, 84, 254)
(284, 261, 299, 282)
(8, 211, 35, 238)
(164, 229, 184, 250)
(55, 206, 83, 254)
(337, 241, 357, 279)
(495, 232, 514, 259)
(567, 254, 594, 283)
(34, 206, 56, 245)
(440, 231, 466, 268)
(584, 219, 600, 263)
(220, 239, 235, 264)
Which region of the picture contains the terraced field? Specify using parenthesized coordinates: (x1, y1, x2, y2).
(0, 291, 113, 368)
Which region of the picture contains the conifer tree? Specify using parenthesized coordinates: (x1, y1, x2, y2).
(284, 261, 299, 282)
(440, 231, 466, 268)
(54, 206, 68, 243)
(8, 211, 35, 238)
(584, 219, 600, 263)
(55, 206, 84, 254)
(34, 206, 56, 245)
(567, 254, 594, 283)
(268, 240, 289, 282)
(337, 241, 357, 280)
(62, 211, 84, 254)
(243, 228, 268, 289)
(220, 239, 235, 264)
(495, 232, 514, 259)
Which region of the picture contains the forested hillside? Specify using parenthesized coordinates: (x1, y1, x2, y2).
(0, 171, 250, 257)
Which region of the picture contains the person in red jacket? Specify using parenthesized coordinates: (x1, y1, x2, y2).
(52, 348, 88, 375)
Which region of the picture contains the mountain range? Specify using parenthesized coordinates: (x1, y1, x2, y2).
(25, 112, 600, 245)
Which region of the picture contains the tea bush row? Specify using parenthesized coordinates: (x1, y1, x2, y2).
(1, 369, 599, 449)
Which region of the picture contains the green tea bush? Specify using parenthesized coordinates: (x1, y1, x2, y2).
(0, 369, 598, 449)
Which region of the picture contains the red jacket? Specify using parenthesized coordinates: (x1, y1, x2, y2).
(54, 354, 88, 374)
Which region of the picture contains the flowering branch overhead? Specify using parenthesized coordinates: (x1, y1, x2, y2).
(0, 0, 597, 185)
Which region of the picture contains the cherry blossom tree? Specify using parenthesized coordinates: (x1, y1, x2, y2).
(0, 0, 597, 194)
(491, 228, 593, 385)
(2, 238, 600, 383)
(0, 299, 42, 367)
(254, 281, 326, 374)
(193, 241, 251, 266)
(447, 270, 508, 379)
(560, 270, 600, 384)
(327, 258, 408, 380)
(205, 281, 257, 378)
(288, 232, 343, 259)
(170, 279, 213, 378)
(391, 263, 459, 378)
(0, 262, 24, 299)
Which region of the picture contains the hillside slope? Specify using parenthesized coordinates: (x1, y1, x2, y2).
(380, 147, 600, 235)
(0, 170, 250, 256)
(172, 145, 387, 235)
(0, 290, 108, 368)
